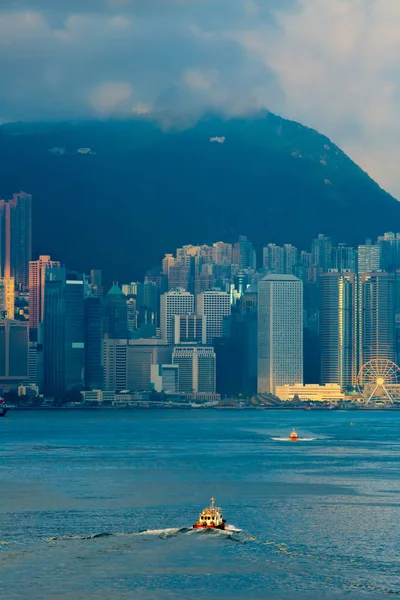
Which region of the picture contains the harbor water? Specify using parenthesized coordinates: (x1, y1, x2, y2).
(0, 409, 399, 599)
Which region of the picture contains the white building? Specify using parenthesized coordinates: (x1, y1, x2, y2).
(357, 245, 381, 273)
(275, 383, 345, 401)
(102, 338, 171, 391)
(151, 364, 179, 393)
(172, 346, 216, 393)
(258, 274, 303, 394)
(174, 314, 206, 345)
(160, 290, 194, 344)
(197, 290, 231, 344)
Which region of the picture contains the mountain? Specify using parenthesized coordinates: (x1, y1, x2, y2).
(0, 113, 398, 283)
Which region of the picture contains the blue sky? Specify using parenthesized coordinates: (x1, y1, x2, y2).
(1, 0, 399, 196)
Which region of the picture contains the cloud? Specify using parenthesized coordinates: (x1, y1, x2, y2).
(88, 81, 133, 113)
(0, 1, 400, 195)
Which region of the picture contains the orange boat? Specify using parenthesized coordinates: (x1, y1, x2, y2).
(193, 497, 226, 530)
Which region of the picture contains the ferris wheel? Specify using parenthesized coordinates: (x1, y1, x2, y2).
(357, 359, 400, 403)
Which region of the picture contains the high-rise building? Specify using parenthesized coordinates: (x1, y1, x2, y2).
(29, 255, 60, 331)
(104, 283, 128, 339)
(197, 290, 231, 344)
(0, 319, 29, 389)
(151, 364, 179, 393)
(257, 274, 303, 394)
(102, 338, 171, 391)
(43, 268, 85, 396)
(358, 244, 381, 273)
(263, 244, 284, 273)
(332, 244, 357, 272)
(174, 314, 206, 345)
(0, 277, 15, 319)
(312, 234, 332, 271)
(90, 270, 103, 297)
(359, 273, 396, 366)
(233, 236, 256, 270)
(212, 242, 233, 266)
(172, 346, 216, 393)
(126, 297, 137, 332)
(28, 341, 38, 385)
(84, 296, 104, 390)
(122, 282, 139, 296)
(283, 244, 298, 275)
(0, 192, 32, 289)
(320, 271, 358, 387)
(160, 290, 194, 344)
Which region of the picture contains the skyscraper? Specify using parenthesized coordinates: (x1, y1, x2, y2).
(358, 244, 381, 273)
(320, 271, 358, 387)
(197, 290, 231, 344)
(174, 314, 206, 345)
(258, 274, 303, 394)
(0, 277, 15, 319)
(160, 290, 194, 344)
(0, 192, 32, 289)
(84, 296, 104, 390)
(0, 319, 29, 389)
(29, 255, 60, 331)
(359, 273, 396, 366)
(312, 234, 332, 272)
(263, 244, 284, 273)
(172, 346, 216, 393)
(43, 267, 85, 397)
(233, 236, 256, 270)
(104, 283, 128, 339)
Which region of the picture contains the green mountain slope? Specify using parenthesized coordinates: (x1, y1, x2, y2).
(0, 113, 398, 281)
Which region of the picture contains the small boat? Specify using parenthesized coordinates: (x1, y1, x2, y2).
(0, 399, 8, 418)
(193, 497, 226, 530)
(289, 429, 299, 441)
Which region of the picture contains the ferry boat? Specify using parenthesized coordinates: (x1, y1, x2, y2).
(193, 497, 226, 530)
(0, 398, 8, 417)
(289, 429, 299, 441)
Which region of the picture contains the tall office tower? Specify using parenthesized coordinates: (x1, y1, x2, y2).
(283, 244, 298, 275)
(43, 268, 85, 396)
(377, 232, 400, 272)
(194, 264, 215, 295)
(126, 297, 137, 333)
(174, 314, 206, 345)
(358, 244, 381, 273)
(257, 275, 303, 394)
(90, 270, 103, 297)
(0, 319, 29, 389)
(160, 290, 194, 344)
(136, 280, 160, 326)
(320, 271, 358, 387)
(28, 341, 38, 384)
(332, 244, 357, 272)
(29, 255, 60, 331)
(168, 262, 192, 292)
(122, 282, 139, 296)
(359, 273, 396, 366)
(104, 284, 128, 339)
(0, 192, 32, 289)
(312, 234, 332, 271)
(162, 253, 175, 277)
(197, 290, 231, 344)
(212, 242, 233, 265)
(84, 296, 104, 390)
(233, 236, 256, 270)
(102, 338, 171, 391)
(172, 346, 216, 393)
(263, 244, 284, 273)
(0, 277, 15, 319)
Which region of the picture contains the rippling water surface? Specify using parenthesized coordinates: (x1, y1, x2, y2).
(0, 409, 399, 599)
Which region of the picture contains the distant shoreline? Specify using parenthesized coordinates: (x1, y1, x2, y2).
(6, 404, 400, 412)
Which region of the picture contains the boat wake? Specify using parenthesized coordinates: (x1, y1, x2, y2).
(271, 437, 315, 442)
(45, 525, 242, 543)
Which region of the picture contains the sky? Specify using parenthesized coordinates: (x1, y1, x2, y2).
(1, 0, 400, 196)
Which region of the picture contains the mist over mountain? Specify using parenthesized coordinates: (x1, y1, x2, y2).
(0, 112, 398, 284)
